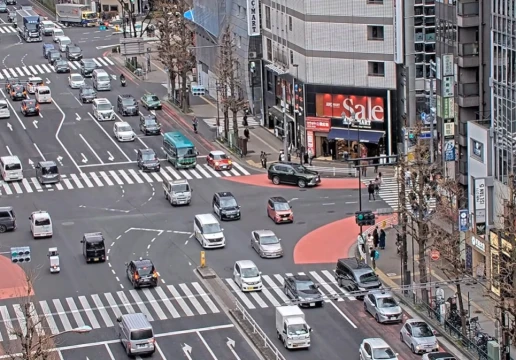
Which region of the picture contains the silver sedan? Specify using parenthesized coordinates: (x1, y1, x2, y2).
(251, 230, 283, 258)
(68, 73, 85, 89)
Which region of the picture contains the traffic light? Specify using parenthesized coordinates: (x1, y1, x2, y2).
(355, 211, 375, 226)
(408, 130, 417, 146)
(11, 246, 31, 263)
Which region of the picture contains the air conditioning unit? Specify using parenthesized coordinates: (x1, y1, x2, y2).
(249, 52, 257, 59)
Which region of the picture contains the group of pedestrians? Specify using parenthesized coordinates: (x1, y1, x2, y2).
(358, 226, 387, 269)
(367, 172, 383, 201)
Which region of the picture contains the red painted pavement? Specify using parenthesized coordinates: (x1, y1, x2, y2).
(223, 174, 365, 189)
(0, 256, 33, 300)
(293, 215, 392, 264)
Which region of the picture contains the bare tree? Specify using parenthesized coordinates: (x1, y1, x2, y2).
(115, 0, 154, 39)
(217, 25, 247, 142)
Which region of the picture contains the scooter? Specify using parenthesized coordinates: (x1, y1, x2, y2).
(121, 78, 126, 87)
(48, 247, 60, 273)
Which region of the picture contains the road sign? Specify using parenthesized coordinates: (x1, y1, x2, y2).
(430, 250, 440, 261)
(421, 112, 426, 121)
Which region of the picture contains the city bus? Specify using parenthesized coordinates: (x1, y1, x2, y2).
(163, 131, 198, 169)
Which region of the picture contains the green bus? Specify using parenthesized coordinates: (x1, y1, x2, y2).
(163, 131, 198, 169)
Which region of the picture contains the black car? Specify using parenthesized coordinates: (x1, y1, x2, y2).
(139, 114, 161, 135)
(79, 85, 97, 103)
(268, 162, 321, 188)
(212, 192, 241, 220)
(80, 59, 97, 77)
(334, 258, 382, 299)
(47, 50, 61, 65)
(283, 274, 324, 307)
(5, 0, 16, 5)
(137, 148, 160, 172)
(117, 94, 139, 116)
(54, 59, 70, 73)
(21, 99, 39, 116)
(126, 258, 158, 289)
(5, 77, 20, 91)
(43, 43, 55, 58)
(66, 45, 82, 61)
(10, 85, 26, 100)
(423, 352, 456, 360)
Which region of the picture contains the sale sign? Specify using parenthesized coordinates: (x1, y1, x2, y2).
(316, 93, 385, 123)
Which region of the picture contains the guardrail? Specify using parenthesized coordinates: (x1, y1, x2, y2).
(304, 166, 358, 177)
(234, 300, 286, 360)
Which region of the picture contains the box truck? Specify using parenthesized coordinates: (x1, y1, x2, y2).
(275, 306, 311, 349)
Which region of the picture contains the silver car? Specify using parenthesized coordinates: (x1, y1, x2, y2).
(364, 290, 403, 324)
(359, 338, 398, 360)
(251, 230, 283, 258)
(400, 319, 439, 354)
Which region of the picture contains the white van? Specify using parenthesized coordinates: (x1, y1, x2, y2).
(92, 69, 111, 91)
(26, 77, 44, 94)
(40, 20, 55, 36)
(233, 260, 263, 292)
(0, 100, 10, 119)
(52, 28, 64, 42)
(29, 211, 53, 238)
(0, 156, 23, 181)
(35, 86, 52, 103)
(193, 214, 225, 248)
(58, 36, 71, 52)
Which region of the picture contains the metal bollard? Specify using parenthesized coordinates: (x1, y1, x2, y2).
(200, 251, 206, 268)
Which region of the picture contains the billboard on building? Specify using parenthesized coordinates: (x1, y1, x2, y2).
(315, 94, 384, 124)
(393, 0, 403, 64)
(247, 0, 260, 36)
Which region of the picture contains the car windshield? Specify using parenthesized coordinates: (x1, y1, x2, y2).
(118, 125, 132, 132)
(145, 119, 158, 126)
(147, 95, 159, 102)
(213, 153, 228, 160)
(68, 47, 80, 53)
(287, 324, 308, 336)
(137, 265, 153, 276)
(172, 184, 190, 192)
(25, 101, 36, 107)
(56, 60, 67, 66)
(203, 223, 221, 234)
(122, 98, 136, 105)
(98, 75, 109, 82)
(86, 241, 104, 250)
(241, 267, 260, 278)
(220, 198, 238, 208)
(83, 61, 95, 69)
(82, 87, 94, 94)
(359, 272, 378, 283)
(259, 235, 279, 245)
(97, 103, 111, 111)
(130, 329, 153, 341)
(44, 23, 54, 29)
(35, 218, 51, 226)
(60, 38, 71, 45)
(412, 323, 434, 337)
(292, 164, 310, 173)
(26, 23, 38, 31)
(51, 53, 60, 59)
(274, 202, 290, 211)
(378, 297, 398, 308)
(71, 75, 83, 81)
(295, 280, 317, 291)
(5, 163, 21, 170)
(372, 347, 397, 359)
(13, 86, 23, 92)
(41, 166, 58, 175)
(177, 147, 196, 157)
(38, 89, 50, 95)
(142, 153, 156, 161)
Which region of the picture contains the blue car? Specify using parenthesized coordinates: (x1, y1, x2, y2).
(43, 43, 55, 59)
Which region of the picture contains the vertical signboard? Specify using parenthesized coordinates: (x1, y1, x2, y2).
(459, 209, 469, 232)
(247, 0, 261, 36)
(393, 0, 404, 64)
(474, 178, 486, 230)
(442, 55, 454, 76)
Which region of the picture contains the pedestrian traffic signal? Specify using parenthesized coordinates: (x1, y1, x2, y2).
(355, 211, 375, 226)
(10, 246, 31, 263)
(191, 85, 206, 96)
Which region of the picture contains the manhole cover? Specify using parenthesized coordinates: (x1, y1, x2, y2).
(327, 210, 335, 213)
(297, 221, 306, 225)
(386, 273, 397, 277)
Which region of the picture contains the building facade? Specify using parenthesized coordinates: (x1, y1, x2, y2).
(261, 0, 398, 158)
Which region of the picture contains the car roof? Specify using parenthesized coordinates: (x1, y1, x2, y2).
(254, 229, 276, 237)
(132, 258, 153, 267)
(362, 338, 390, 348)
(22, 99, 35, 103)
(426, 353, 455, 360)
(368, 290, 395, 299)
(139, 148, 155, 154)
(210, 150, 225, 155)
(117, 121, 130, 126)
(70, 73, 82, 76)
(120, 94, 135, 98)
(270, 196, 288, 203)
(235, 260, 257, 269)
(83, 232, 104, 241)
(38, 161, 57, 167)
(31, 210, 50, 219)
(217, 192, 234, 198)
(171, 179, 189, 185)
(195, 213, 219, 224)
(94, 98, 111, 104)
(288, 274, 312, 282)
(0, 156, 20, 163)
(406, 319, 428, 325)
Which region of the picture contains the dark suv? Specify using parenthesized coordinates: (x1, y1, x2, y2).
(126, 258, 158, 289)
(80, 59, 97, 77)
(268, 162, 321, 188)
(117, 94, 139, 116)
(66, 45, 82, 61)
(137, 149, 160, 172)
(334, 258, 382, 299)
(139, 114, 161, 135)
(212, 192, 241, 220)
(79, 85, 97, 103)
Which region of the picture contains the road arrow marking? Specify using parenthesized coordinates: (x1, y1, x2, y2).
(6, 123, 12, 131)
(226, 338, 241, 360)
(33, 120, 38, 128)
(107, 151, 114, 161)
(182, 344, 193, 360)
(46, 78, 51, 84)
(56, 156, 63, 166)
(78, 205, 130, 213)
(111, 74, 117, 80)
(81, 153, 88, 163)
(76, 113, 81, 121)
(28, 159, 34, 169)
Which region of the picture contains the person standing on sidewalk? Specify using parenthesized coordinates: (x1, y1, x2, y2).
(242, 113, 248, 127)
(372, 226, 379, 248)
(358, 233, 366, 255)
(307, 148, 313, 166)
(361, 160, 368, 177)
(379, 229, 386, 249)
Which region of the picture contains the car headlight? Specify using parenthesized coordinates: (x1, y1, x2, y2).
(358, 286, 366, 291)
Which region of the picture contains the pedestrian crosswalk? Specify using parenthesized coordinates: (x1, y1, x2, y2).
(0, 163, 252, 196)
(0, 21, 65, 35)
(202, 116, 261, 131)
(0, 282, 219, 342)
(0, 57, 115, 80)
(362, 176, 436, 211)
(224, 269, 357, 310)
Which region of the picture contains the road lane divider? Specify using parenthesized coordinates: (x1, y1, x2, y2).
(79, 134, 104, 164)
(87, 112, 132, 162)
(53, 97, 82, 173)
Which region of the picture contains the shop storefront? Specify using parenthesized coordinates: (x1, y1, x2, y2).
(490, 231, 512, 296)
(306, 117, 330, 157)
(467, 234, 487, 279)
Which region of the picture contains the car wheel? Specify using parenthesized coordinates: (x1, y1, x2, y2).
(298, 179, 306, 188)
(272, 176, 280, 185)
(0, 225, 6, 233)
(337, 278, 343, 287)
(399, 332, 404, 342)
(410, 344, 416, 354)
(375, 314, 380, 323)
(363, 302, 367, 312)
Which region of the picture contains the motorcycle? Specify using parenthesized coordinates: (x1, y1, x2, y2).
(48, 247, 60, 273)
(121, 77, 126, 87)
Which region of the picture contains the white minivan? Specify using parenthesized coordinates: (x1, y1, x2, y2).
(0, 100, 10, 119)
(58, 36, 71, 52)
(0, 156, 23, 181)
(52, 28, 64, 42)
(193, 214, 225, 248)
(29, 211, 53, 238)
(233, 260, 263, 292)
(35, 86, 52, 103)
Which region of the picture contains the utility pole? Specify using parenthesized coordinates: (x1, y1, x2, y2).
(399, 152, 409, 295)
(429, 60, 436, 163)
(282, 83, 288, 156)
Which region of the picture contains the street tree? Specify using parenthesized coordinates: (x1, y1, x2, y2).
(217, 25, 247, 142)
(115, 0, 155, 39)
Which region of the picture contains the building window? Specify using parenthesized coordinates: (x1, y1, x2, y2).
(368, 62, 385, 76)
(290, 50, 294, 64)
(367, 0, 383, 3)
(471, 139, 484, 162)
(367, 26, 384, 40)
(266, 38, 272, 61)
(288, 16, 292, 31)
(267, 71, 273, 92)
(265, 6, 271, 29)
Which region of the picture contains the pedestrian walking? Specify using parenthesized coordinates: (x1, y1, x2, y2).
(373, 226, 379, 248)
(368, 181, 376, 201)
(373, 157, 379, 173)
(242, 113, 248, 127)
(308, 148, 313, 166)
(374, 177, 381, 195)
(260, 151, 267, 169)
(378, 171, 383, 185)
(243, 127, 250, 140)
(361, 160, 368, 177)
(379, 229, 386, 249)
(358, 233, 366, 255)
(370, 247, 378, 269)
(366, 234, 374, 251)
(405, 170, 411, 186)
(192, 116, 198, 133)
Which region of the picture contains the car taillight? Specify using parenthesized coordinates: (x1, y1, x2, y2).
(134, 273, 139, 280)
(36, 104, 40, 109)
(228, 160, 232, 164)
(215, 161, 219, 166)
(152, 271, 158, 278)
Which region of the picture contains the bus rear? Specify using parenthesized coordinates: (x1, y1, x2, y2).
(163, 132, 198, 169)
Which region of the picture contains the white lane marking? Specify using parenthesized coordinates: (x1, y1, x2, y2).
(97, 58, 109, 66)
(41, 64, 53, 73)
(191, 282, 219, 313)
(165, 167, 181, 180)
(222, 170, 231, 177)
(159, 168, 172, 181)
(229, 168, 240, 176)
(2, 183, 12, 195)
(262, 275, 289, 303)
(31, 177, 43, 191)
(232, 162, 250, 175)
(91, 294, 114, 327)
(53, 299, 72, 331)
(321, 270, 356, 301)
(15, 67, 24, 76)
(0, 306, 14, 340)
(179, 283, 206, 315)
(179, 170, 192, 179)
(35, 65, 44, 73)
(92, 58, 102, 67)
(128, 169, 144, 183)
(28, 66, 37, 74)
(138, 170, 153, 182)
(2, 69, 10, 78)
(78, 296, 101, 329)
(63, 178, 74, 189)
(117, 291, 135, 314)
(12, 182, 23, 194)
(99, 171, 114, 186)
(39, 300, 59, 335)
(12, 304, 27, 337)
(154, 287, 180, 318)
(195, 165, 211, 178)
(309, 271, 338, 302)
(142, 289, 167, 320)
(150, 172, 162, 182)
(56, 182, 64, 190)
(128, 290, 154, 321)
(204, 164, 221, 177)
(70, 174, 84, 188)
(21, 178, 33, 193)
(225, 279, 255, 309)
(80, 173, 94, 187)
(189, 169, 202, 179)
(118, 169, 134, 184)
(9, 68, 17, 77)
(104, 293, 122, 319)
(109, 170, 123, 185)
(66, 297, 85, 327)
(89, 172, 104, 186)
(104, 58, 115, 65)
(167, 285, 194, 316)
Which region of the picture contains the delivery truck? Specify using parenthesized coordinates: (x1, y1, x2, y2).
(16, 8, 41, 42)
(56, 4, 97, 27)
(275, 306, 311, 349)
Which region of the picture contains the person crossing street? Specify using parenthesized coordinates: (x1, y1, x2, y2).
(192, 117, 198, 133)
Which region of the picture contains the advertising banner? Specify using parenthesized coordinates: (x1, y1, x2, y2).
(247, 0, 261, 36)
(459, 209, 469, 232)
(444, 139, 455, 161)
(315, 94, 384, 124)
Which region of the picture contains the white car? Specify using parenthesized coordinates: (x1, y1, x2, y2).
(29, 210, 53, 239)
(233, 260, 262, 292)
(359, 338, 398, 360)
(0, 100, 10, 119)
(113, 122, 135, 142)
(58, 36, 71, 52)
(68, 74, 85, 89)
(52, 29, 64, 42)
(92, 98, 114, 121)
(400, 319, 439, 354)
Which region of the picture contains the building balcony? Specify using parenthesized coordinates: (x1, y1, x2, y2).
(458, 43, 479, 67)
(457, 83, 480, 107)
(273, 49, 288, 68)
(457, 1, 479, 27)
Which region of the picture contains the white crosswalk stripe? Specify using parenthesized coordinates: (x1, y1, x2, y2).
(202, 116, 261, 131)
(0, 57, 115, 77)
(0, 22, 64, 33)
(0, 162, 254, 196)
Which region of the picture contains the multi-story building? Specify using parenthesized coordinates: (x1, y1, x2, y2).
(261, 0, 399, 158)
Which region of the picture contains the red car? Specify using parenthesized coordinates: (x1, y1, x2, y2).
(267, 197, 294, 224)
(207, 150, 232, 171)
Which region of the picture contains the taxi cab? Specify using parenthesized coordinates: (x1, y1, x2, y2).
(206, 150, 232, 171)
(10, 85, 27, 101)
(21, 100, 39, 116)
(26, 77, 44, 94)
(5, 78, 20, 92)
